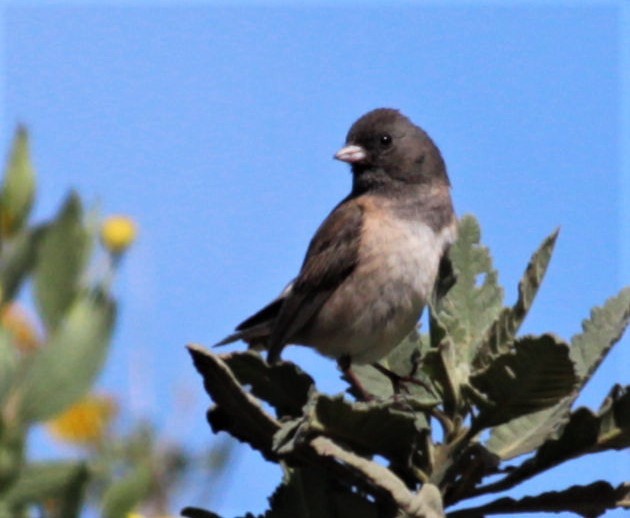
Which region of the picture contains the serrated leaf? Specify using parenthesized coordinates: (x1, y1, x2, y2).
(570, 287, 630, 384)
(483, 385, 630, 491)
(595, 384, 630, 450)
(1, 461, 88, 511)
(448, 481, 630, 518)
(470, 334, 576, 430)
(17, 290, 115, 423)
(101, 462, 153, 518)
(476, 228, 559, 368)
(433, 215, 503, 366)
(224, 351, 314, 418)
(284, 394, 420, 465)
(485, 286, 629, 460)
(485, 397, 572, 460)
(0, 127, 35, 237)
(33, 193, 89, 331)
(0, 328, 18, 406)
(187, 345, 281, 461)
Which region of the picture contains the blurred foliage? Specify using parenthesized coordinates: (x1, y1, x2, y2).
(188, 216, 630, 517)
(0, 127, 233, 517)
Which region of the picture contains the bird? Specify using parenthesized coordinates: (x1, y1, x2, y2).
(215, 108, 456, 393)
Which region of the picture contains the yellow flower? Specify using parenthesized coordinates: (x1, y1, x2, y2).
(0, 303, 41, 353)
(100, 215, 137, 254)
(48, 394, 117, 446)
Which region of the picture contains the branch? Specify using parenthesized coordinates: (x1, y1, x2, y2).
(311, 437, 443, 518)
(189, 344, 445, 515)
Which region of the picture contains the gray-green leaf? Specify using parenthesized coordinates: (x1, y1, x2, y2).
(101, 462, 153, 518)
(433, 215, 504, 367)
(0, 127, 35, 236)
(295, 393, 421, 465)
(484, 286, 629, 459)
(470, 334, 577, 430)
(481, 385, 630, 492)
(1, 461, 88, 512)
(0, 328, 18, 407)
(33, 193, 89, 331)
(224, 351, 314, 418)
(475, 228, 559, 369)
(0, 226, 45, 303)
(485, 397, 573, 460)
(17, 290, 115, 423)
(570, 286, 630, 384)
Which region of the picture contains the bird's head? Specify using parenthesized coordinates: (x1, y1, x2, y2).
(334, 108, 450, 193)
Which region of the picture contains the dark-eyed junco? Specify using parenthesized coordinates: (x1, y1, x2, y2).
(216, 108, 456, 383)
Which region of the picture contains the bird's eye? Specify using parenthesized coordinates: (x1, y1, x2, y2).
(380, 134, 392, 147)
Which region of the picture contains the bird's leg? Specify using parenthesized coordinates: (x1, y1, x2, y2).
(371, 362, 406, 395)
(371, 361, 432, 394)
(338, 356, 374, 402)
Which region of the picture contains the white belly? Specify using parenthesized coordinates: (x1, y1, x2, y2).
(299, 218, 456, 364)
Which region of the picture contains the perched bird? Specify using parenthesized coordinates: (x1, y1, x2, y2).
(216, 108, 456, 387)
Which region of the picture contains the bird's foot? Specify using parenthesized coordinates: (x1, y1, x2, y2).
(371, 362, 432, 395)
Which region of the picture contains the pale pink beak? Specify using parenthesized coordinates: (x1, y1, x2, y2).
(334, 144, 367, 164)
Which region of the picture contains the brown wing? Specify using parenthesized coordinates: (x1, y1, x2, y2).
(266, 197, 364, 362)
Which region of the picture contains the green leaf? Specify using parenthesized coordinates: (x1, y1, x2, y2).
(350, 330, 440, 406)
(470, 334, 577, 430)
(17, 290, 115, 423)
(481, 385, 630, 493)
(101, 462, 153, 518)
(570, 287, 630, 384)
(0, 226, 45, 304)
(187, 345, 281, 461)
(0, 420, 24, 493)
(1, 461, 88, 510)
(0, 329, 18, 407)
(476, 228, 559, 368)
(224, 351, 314, 418)
(595, 384, 630, 451)
(484, 286, 629, 460)
(485, 398, 573, 460)
(0, 127, 35, 237)
(433, 215, 503, 366)
(275, 393, 421, 466)
(33, 193, 89, 331)
(346, 362, 394, 400)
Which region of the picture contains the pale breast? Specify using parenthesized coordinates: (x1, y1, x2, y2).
(301, 206, 456, 364)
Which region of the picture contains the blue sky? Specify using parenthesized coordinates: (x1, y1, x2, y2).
(1, 2, 628, 517)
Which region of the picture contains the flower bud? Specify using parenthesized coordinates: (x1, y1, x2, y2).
(100, 215, 137, 254)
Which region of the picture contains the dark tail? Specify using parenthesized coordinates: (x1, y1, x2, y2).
(213, 298, 284, 349)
